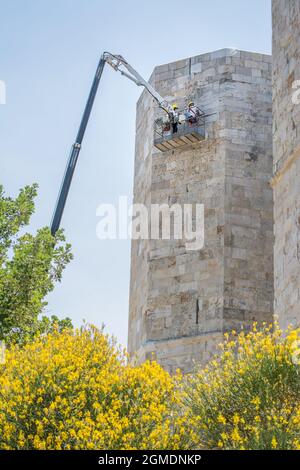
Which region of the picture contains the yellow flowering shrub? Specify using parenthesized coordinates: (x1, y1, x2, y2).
(184, 323, 300, 450)
(0, 326, 190, 450)
(3, 322, 300, 450)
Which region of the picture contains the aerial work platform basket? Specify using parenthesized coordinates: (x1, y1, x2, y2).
(154, 106, 205, 152)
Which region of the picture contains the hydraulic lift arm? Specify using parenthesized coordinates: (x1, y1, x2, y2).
(50, 56, 105, 236)
(50, 52, 174, 236)
(102, 52, 176, 117)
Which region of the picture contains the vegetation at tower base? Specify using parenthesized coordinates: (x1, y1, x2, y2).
(0, 184, 73, 345)
(0, 325, 192, 450)
(0, 324, 300, 450)
(183, 323, 300, 450)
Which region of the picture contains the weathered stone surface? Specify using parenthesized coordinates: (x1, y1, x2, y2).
(129, 49, 273, 373)
(272, 0, 300, 329)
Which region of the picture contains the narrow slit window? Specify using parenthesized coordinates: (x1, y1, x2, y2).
(196, 299, 200, 324)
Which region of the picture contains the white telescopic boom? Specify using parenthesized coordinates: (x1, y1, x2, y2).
(103, 52, 175, 118)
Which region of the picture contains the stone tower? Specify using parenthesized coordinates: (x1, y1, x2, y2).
(128, 48, 273, 373)
(272, 0, 300, 329)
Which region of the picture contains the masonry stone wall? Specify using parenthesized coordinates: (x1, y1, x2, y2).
(272, 0, 300, 329)
(128, 48, 273, 373)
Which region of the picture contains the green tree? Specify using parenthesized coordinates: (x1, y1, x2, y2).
(0, 184, 73, 344)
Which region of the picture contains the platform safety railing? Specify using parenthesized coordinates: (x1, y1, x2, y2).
(154, 106, 205, 140)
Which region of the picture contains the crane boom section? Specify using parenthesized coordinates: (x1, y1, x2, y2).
(103, 52, 175, 118)
(51, 52, 174, 236)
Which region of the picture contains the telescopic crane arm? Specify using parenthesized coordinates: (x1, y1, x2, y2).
(50, 52, 175, 236)
(103, 52, 176, 117)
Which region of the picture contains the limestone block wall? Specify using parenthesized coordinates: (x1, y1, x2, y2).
(128, 49, 273, 373)
(272, 0, 300, 329)
(222, 56, 273, 331)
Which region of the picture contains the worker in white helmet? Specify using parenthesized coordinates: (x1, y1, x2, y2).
(186, 101, 201, 125)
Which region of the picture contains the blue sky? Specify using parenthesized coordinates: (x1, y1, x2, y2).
(0, 0, 271, 346)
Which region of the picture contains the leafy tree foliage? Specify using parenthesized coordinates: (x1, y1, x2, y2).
(0, 184, 73, 344)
